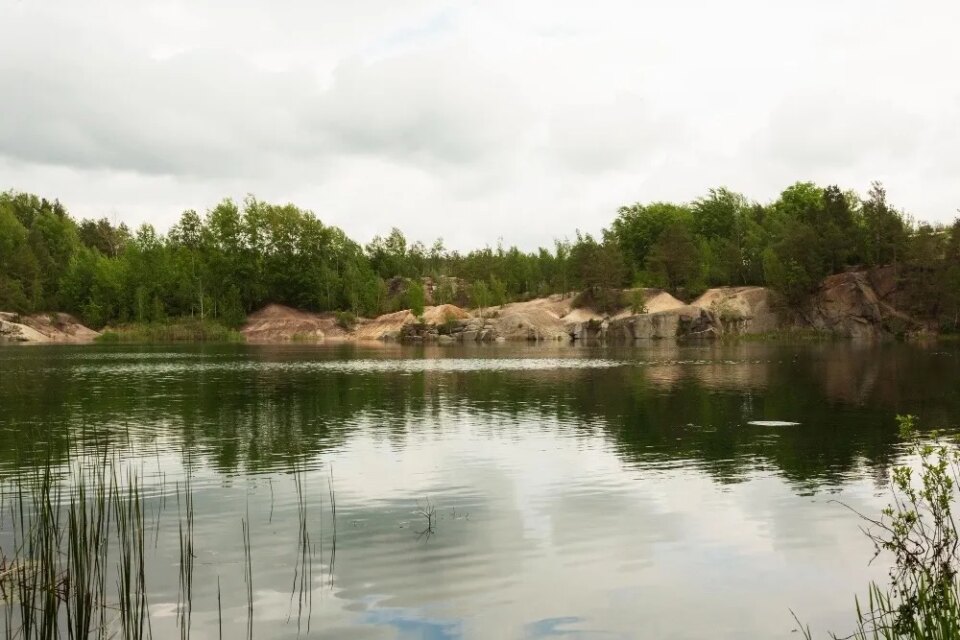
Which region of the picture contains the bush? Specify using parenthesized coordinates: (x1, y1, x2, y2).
(630, 290, 648, 315)
(406, 281, 425, 317)
(572, 287, 624, 315)
(438, 313, 461, 336)
(335, 311, 358, 331)
(796, 415, 960, 639)
(94, 318, 243, 343)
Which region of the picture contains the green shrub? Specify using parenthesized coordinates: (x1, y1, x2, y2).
(796, 415, 960, 639)
(335, 311, 358, 331)
(95, 318, 243, 343)
(438, 313, 461, 336)
(572, 287, 624, 315)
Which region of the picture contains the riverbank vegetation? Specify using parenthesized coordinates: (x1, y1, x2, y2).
(0, 457, 333, 639)
(798, 415, 960, 639)
(96, 319, 243, 343)
(1, 182, 958, 332)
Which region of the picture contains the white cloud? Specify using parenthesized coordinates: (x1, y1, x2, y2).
(1, 0, 958, 249)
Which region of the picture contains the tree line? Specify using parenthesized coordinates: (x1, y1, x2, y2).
(1, 182, 959, 330)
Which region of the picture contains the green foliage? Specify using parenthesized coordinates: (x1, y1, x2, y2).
(0, 182, 957, 332)
(572, 287, 625, 315)
(798, 415, 960, 639)
(645, 222, 704, 295)
(470, 280, 491, 313)
(433, 278, 455, 305)
(335, 310, 358, 331)
(406, 281, 425, 317)
(438, 315, 462, 335)
(490, 275, 507, 307)
(96, 319, 243, 343)
(630, 290, 648, 315)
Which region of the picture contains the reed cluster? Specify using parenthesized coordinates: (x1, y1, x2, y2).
(0, 457, 337, 639)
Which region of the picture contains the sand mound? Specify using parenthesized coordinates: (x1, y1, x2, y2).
(0, 312, 100, 343)
(491, 306, 569, 341)
(353, 310, 417, 341)
(421, 304, 470, 324)
(242, 304, 346, 342)
(642, 290, 686, 313)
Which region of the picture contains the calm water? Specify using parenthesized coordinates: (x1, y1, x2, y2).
(1, 341, 959, 639)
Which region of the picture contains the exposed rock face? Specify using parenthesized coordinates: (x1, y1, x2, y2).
(800, 271, 921, 339)
(607, 305, 720, 340)
(238, 270, 923, 344)
(692, 287, 780, 335)
(0, 312, 100, 343)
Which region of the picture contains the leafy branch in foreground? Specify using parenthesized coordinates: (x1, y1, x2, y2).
(798, 414, 960, 639)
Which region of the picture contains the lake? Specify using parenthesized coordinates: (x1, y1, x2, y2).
(1, 341, 958, 639)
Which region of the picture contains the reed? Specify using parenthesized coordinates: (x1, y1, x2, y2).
(0, 457, 339, 639)
(242, 504, 253, 640)
(288, 467, 313, 635)
(177, 472, 194, 640)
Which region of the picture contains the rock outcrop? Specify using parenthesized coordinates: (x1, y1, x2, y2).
(0, 312, 100, 343)
(607, 305, 720, 341)
(800, 271, 922, 339)
(692, 287, 780, 335)
(235, 269, 925, 344)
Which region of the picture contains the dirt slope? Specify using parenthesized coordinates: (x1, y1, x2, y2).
(0, 312, 100, 343)
(242, 304, 348, 342)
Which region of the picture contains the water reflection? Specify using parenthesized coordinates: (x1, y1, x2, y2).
(1, 343, 957, 484)
(1, 343, 959, 638)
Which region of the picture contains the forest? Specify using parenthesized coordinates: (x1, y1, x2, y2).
(1, 182, 959, 331)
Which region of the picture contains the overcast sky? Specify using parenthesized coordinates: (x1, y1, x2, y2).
(1, 1, 958, 250)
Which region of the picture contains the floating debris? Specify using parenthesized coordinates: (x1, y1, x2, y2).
(747, 420, 801, 427)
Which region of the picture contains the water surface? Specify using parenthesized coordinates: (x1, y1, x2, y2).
(1, 341, 958, 639)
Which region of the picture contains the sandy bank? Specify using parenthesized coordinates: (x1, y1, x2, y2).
(0, 312, 100, 343)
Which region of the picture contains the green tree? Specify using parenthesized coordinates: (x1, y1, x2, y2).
(645, 222, 703, 294)
(470, 280, 491, 317)
(406, 281, 425, 317)
(861, 181, 908, 268)
(490, 276, 507, 307)
(762, 220, 824, 304)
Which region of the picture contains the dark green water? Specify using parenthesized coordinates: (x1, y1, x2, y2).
(1, 341, 959, 639)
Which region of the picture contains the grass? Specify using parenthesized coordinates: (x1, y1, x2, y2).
(96, 318, 243, 344)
